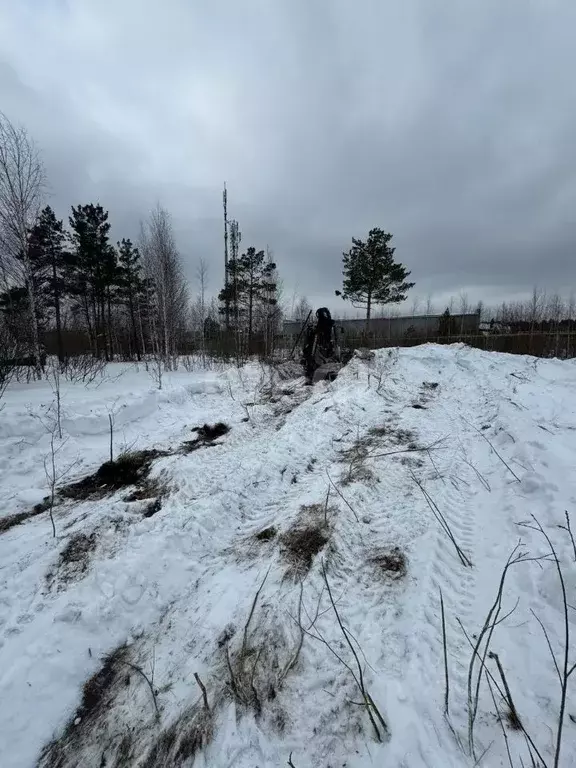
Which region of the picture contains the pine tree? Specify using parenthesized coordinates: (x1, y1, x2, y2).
(439, 307, 457, 337)
(117, 238, 144, 360)
(336, 228, 414, 331)
(218, 246, 277, 348)
(68, 204, 116, 358)
(27, 206, 67, 363)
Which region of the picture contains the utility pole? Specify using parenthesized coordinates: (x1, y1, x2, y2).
(223, 182, 230, 330)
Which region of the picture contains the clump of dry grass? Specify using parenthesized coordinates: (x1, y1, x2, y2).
(369, 547, 407, 579)
(39, 645, 131, 768)
(279, 505, 331, 579)
(61, 450, 163, 501)
(340, 437, 375, 485)
(140, 704, 215, 768)
(280, 525, 329, 579)
(47, 531, 98, 589)
(255, 526, 277, 542)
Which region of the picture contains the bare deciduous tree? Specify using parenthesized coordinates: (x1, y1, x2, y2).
(293, 295, 312, 324)
(139, 204, 188, 368)
(0, 112, 47, 377)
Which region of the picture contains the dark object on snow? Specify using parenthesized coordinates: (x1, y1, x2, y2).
(61, 450, 161, 500)
(181, 422, 230, 454)
(255, 526, 277, 541)
(195, 422, 230, 441)
(143, 498, 162, 518)
(301, 307, 345, 384)
(370, 547, 407, 579)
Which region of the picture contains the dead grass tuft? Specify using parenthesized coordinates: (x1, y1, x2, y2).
(61, 450, 163, 501)
(140, 705, 214, 768)
(48, 532, 98, 587)
(39, 644, 131, 768)
(125, 476, 166, 502)
(339, 436, 376, 485)
(280, 519, 329, 579)
(369, 547, 407, 579)
(0, 498, 51, 535)
(368, 425, 416, 445)
(255, 526, 277, 542)
(504, 708, 523, 731)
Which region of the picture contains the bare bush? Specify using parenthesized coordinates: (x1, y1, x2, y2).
(62, 354, 107, 384)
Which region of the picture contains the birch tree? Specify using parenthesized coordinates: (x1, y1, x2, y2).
(140, 205, 188, 367)
(0, 112, 47, 376)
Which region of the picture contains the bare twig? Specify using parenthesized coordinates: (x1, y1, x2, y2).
(108, 413, 114, 463)
(123, 661, 160, 719)
(369, 436, 448, 460)
(44, 431, 58, 538)
(439, 588, 450, 716)
(485, 669, 514, 768)
(326, 470, 359, 523)
(490, 652, 522, 730)
(459, 618, 548, 768)
(280, 582, 305, 683)
(462, 418, 520, 482)
(287, 752, 297, 767)
(411, 472, 472, 567)
(558, 511, 576, 563)
(324, 485, 330, 525)
(194, 672, 210, 711)
(242, 566, 271, 656)
(321, 561, 387, 742)
(226, 645, 241, 703)
(519, 516, 573, 768)
(463, 543, 523, 756)
(461, 454, 491, 492)
(530, 609, 562, 685)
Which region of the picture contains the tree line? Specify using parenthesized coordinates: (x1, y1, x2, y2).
(0, 112, 285, 374)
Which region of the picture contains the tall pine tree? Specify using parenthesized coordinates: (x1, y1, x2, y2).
(336, 228, 414, 331)
(219, 246, 277, 348)
(27, 206, 67, 363)
(68, 204, 116, 358)
(117, 238, 145, 360)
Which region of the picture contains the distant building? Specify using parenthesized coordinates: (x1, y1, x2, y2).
(282, 312, 480, 339)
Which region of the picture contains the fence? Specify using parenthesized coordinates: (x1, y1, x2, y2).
(337, 331, 576, 359)
(39, 328, 576, 363)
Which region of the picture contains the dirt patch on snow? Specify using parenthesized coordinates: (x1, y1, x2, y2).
(369, 547, 407, 579)
(61, 450, 165, 501)
(255, 526, 277, 542)
(280, 506, 330, 579)
(0, 498, 50, 535)
(47, 531, 98, 588)
(180, 422, 230, 453)
(38, 644, 131, 768)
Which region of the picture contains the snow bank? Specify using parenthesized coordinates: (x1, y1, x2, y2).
(1, 347, 575, 767)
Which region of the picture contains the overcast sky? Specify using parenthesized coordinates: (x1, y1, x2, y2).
(1, 0, 575, 316)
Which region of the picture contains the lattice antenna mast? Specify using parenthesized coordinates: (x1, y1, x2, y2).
(223, 182, 230, 330)
(230, 220, 241, 330)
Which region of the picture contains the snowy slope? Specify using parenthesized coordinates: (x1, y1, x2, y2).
(1, 347, 575, 768)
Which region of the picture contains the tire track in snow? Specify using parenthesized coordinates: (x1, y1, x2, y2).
(380, 348, 494, 764)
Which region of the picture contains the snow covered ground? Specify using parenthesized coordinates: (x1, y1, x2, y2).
(1, 346, 576, 768)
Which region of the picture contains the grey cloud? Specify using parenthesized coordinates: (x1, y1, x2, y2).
(1, 0, 575, 314)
